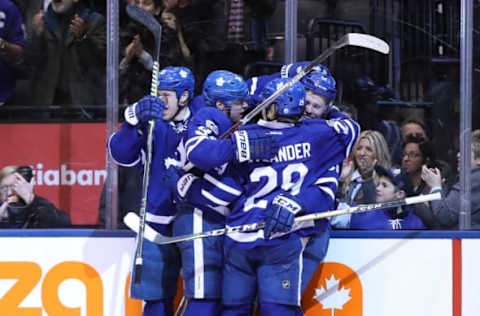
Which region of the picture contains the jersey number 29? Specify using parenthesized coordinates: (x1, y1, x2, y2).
(243, 163, 308, 212)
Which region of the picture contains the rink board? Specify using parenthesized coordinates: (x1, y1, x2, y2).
(0, 230, 478, 316)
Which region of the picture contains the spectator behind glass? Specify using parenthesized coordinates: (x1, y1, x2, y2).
(349, 165, 425, 230)
(401, 117, 429, 142)
(25, 0, 106, 111)
(97, 165, 142, 229)
(0, 165, 71, 228)
(378, 119, 403, 168)
(245, 0, 277, 54)
(421, 129, 480, 229)
(119, 0, 163, 103)
(382, 117, 430, 166)
(160, 8, 195, 67)
(401, 136, 435, 195)
(0, 0, 26, 106)
(339, 130, 391, 205)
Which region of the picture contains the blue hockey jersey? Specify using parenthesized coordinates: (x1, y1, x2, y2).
(108, 102, 203, 234)
(185, 106, 236, 172)
(180, 106, 243, 219)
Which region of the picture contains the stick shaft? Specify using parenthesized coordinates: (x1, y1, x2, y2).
(126, 4, 162, 284)
(125, 193, 440, 245)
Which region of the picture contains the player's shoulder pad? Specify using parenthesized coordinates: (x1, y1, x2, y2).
(191, 107, 233, 136)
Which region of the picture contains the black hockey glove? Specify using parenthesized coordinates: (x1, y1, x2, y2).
(231, 130, 279, 163)
(264, 193, 304, 239)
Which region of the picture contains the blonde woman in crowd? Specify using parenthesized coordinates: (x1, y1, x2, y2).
(339, 130, 392, 205)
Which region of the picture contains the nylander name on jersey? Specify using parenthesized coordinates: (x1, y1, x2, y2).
(272, 142, 311, 163)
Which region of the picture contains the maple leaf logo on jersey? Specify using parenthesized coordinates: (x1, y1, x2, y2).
(179, 70, 188, 78)
(170, 120, 188, 133)
(314, 274, 351, 314)
(216, 77, 225, 87)
(165, 138, 187, 169)
(389, 218, 403, 229)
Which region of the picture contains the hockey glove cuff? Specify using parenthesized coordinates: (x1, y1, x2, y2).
(264, 193, 304, 239)
(177, 173, 199, 199)
(232, 130, 279, 163)
(124, 95, 165, 126)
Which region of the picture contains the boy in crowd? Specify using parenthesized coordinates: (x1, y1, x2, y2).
(349, 165, 425, 230)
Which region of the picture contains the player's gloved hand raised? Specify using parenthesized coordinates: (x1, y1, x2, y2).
(264, 193, 304, 239)
(231, 130, 279, 163)
(124, 95, 165, 126)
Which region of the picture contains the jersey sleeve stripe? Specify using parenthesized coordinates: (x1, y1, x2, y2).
(344, 119, 360, 157)
(204, 174, 242, 196)
(145, 212, 175, 225)
(108, 133, 141, 167)
(208, 205, 230, 216)
(192, 208, 205, 298)
(227, 229, 264, 243)
(314, 177, 338, 187)
(201, 189, 230, 206)
(250, 77, 258, 95)
(185, 135, 206, 157)
(318, 185, 335, 201)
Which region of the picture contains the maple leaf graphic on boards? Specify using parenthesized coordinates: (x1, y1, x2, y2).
(314, 274, 352, 316)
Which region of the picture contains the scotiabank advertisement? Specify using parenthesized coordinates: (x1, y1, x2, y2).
(0, 123, 109, 225)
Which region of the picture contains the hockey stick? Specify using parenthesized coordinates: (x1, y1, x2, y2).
(124, 192, 440, 245)
(126, 4, 162, 284)
(182, 33, 389, 171)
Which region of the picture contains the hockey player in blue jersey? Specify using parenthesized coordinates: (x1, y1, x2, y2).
(169, 70, 279, 316)
(188, 77, 359, 315)
(109, 66, 200, 316)
(297, 70, 347, 293)
(248, 65, 349, 294)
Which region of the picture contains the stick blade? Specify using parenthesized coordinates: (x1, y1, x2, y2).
(124, 212, 154, 242)
(123, 212, 173, 244)
(126, 5, 162, 42)
(345, 33, 390, 54)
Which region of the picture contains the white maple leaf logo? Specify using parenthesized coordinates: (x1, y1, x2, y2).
(216, 77, 225, 87)
(314, 274, 351, 315)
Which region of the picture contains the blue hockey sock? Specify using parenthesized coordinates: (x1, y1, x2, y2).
(144, 299, 173, 316)
(183, 299, 221, 316)
(259, 302, 302, 316)
(222, 303, 254, 316)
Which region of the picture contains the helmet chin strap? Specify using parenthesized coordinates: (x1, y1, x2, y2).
(172, 93, 191, 121)
(172, 98, 190, 122)
(277, 116, 299, 123)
